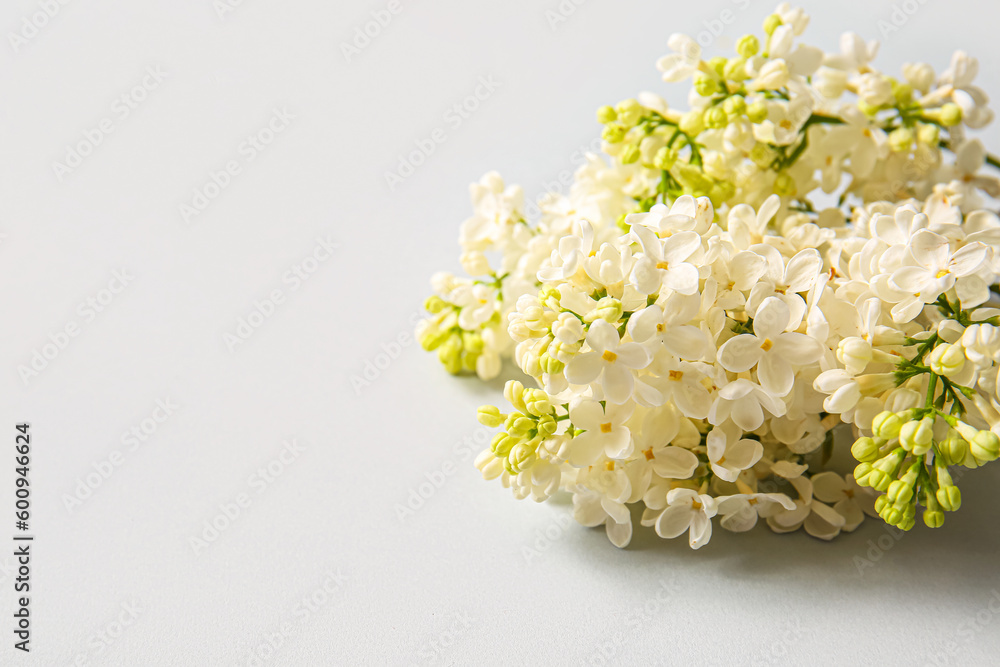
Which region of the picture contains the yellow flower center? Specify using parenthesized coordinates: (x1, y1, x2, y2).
(668, 370, 684, 381)
(644, 448, 655, 461)
(760, 338, 774, 351)
(656, 261, 670, 270)
(780, 119, 793, 130)
(692, 500, 703, 510)
(605, 461, 615, 471)
(602, 350, 618, 363)
(600, 422, 613, 433)
(935, 269, 950, 279)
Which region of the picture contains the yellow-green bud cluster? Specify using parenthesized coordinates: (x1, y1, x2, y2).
(419, 296, 496, 375)
(478, 382, 561, 475)
(854, 409, 1000, 530)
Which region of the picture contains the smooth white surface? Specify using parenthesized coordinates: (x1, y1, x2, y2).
(2, 1, 1000, 665)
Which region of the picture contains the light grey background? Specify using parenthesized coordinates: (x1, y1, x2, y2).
(2, 0, 999, 665)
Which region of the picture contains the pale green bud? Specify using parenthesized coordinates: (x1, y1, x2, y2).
(584, 296, 623, 324)
(887, 479, 914, 505)
(746, 101, 769, 123)
(899, 417, 934, 455)
(723, 95, 746, 117)
(679, 110, 705, 136)
(616, 98, 643, 126)
(874, 494, 890, 514)
(438, 334, 463, 374)
(854, 462, 874, 487)
(462, 331, 484, 354)
(892, 81, 913, 105)
(736, 34, 760, 58)
(536, 414, 557, 437)
(694, 74, 720, 97)
(596, 105, 617, 124)
(539, 353, 565, 375)
(899, 515, 916, 531)
(490, 432, 516, 456)
(880, 504, 903, 526)
(916, 123, 940, 146)
(707, 56, 727, 76)
(724, 57, 749, 81)
(653, 146, 678, 170)
(939, 102, 963, 126)
(858, 101, 881, 117)
(938, 434, 968, 466)
(460, 350, 478, 372)
(418, 323, 449, 351)
(936, 483, 962, 511)
(923, 508, 946, 528)
(523, 388, 552, 417)
(508, 415, 535, 437)
(970, 430, 1000, 463)
(927, 342, 965, 378)
(873, 411, 904, 439)
(424, 295, 448, 314)
(889, 127, 913, 153)
(539, 285, 561, 308)
(620, 143, 641, 164)
(504, 380, 528, 414)
(749, 142, 776, 168)
(704, 106, 728, 129)
(602, 123, 627, 144)
(763, 14, 782, 35)
(866, 469, 891, 492)
(852, 436, 881, 463)
(477, 405, 506, 428)
(506, 442, 536, 475)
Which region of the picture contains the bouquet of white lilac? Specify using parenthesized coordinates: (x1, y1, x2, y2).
(416, 4, 1000, 549)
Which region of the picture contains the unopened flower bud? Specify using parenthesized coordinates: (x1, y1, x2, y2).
(653, 146, 678, 170)
(889, 127, 913, 153)
(763, 14, 782, 35)
(724, 57, 749, 81)
(620, 143, 641, 164)
(969, 430, 1000, 463)
(602, 123, 627, 144)
(939, 102, 963, 127)
(936, 484, 962, 512)
(523, 388, 552, 417)
(736, 34, 760, 58)
(887, 479, 914, 505)
(694, 74, 720, 97)
(923, 508, 945, 528)
(491, 432, 515, 457)
(873, 411, 904, 439)
(927, 342, 965, 378)
(616, 98, 642, 126)
(584, 297, 623, 324)
(704, 106, 728, 129)
(596, 105, 617, 124)
(679, 110, 705, 136)
(938, 434, 968, 466)
(899, 417, 934, 455)
(477, 405, 506, 428)
(851, 436, 880, 463)
(723, 95, 746, 117)
(746, 101, 769, 123)
(916, 123, 939, 146)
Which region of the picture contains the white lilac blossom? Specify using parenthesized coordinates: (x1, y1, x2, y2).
(419, 6, 1000, 549)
